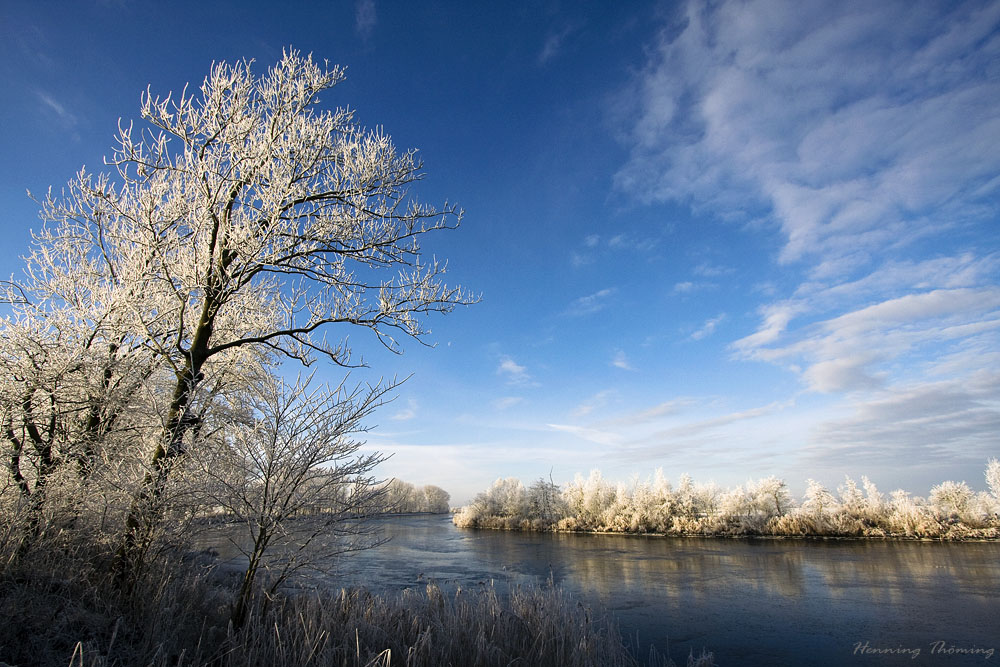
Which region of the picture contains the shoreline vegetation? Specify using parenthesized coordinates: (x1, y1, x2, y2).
(453, 460, 1000, 540)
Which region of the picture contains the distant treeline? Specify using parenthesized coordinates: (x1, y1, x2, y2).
(385, 479, 451, 514)
(454, 460, 1000, 540)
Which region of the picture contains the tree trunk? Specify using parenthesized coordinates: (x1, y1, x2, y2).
(112, 361, 202, 586)
(112, 282, 221, 587)
(231, 524, 270, 629)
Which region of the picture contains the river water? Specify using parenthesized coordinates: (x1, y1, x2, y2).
(212, 514, 1000, 666)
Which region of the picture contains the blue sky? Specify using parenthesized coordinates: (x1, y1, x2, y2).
(2, 1, 998, 503)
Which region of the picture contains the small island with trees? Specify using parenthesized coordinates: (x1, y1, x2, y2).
(455, 461, 1000, 540)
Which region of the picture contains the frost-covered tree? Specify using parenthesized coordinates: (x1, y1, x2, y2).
(986, 458, 1000, 504)
(492, 478, 528, 517)
(381, 481, 450, 513)
(753, 476, 793, 517)
(838, 476, 866, 516)
(18, 49, 472, 581)
(526, 477, 563, 522)
(421, 485, 451, 513)
(563, 469, 619, 527)
(189, 372, 390, 627)
(0, 280, 159, 555)
(384, 479, 421, 512)
(674, 472, 696, 518)
(929, 480, 975, 518)
(861, 476, 886, 517)
(802, 479, 837, 517)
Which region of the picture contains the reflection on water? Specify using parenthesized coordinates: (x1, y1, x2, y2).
(205, 515, 999, 666)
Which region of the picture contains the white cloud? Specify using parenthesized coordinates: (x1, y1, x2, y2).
(672, 281, 695, 294)
(690, 314, 726, 341)
(732, 303, 802, 352)
(564, 288, 617, 316)
(693, 263, 732, 278)
(390, 398, 418, 421)
(355, 0, 377, 40)
(547, 423, 623, 447)
(497, 355, 531, 385)
(570, 251, 592, 268)
(643, 401, 790, 443)
(612, 400, 796, 465)
(572, 389, 617, 418)
(572, 234, 657, 268)
(615, 0, 1000, 274)
(806, 372, 1000, 469)
(36, 90, 77, 128)
(602, 398, 693, 427)
(611, 349, 633, 370)
(803, 357, 883, 394)
(493, 396, 524, 410)
(539, 24, 578, 65)
(618, 1, 1000, 485)
(607, 233, 658, 253)
(735, 285, 1000, 393)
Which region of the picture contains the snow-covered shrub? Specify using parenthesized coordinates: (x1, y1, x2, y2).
(985, 458, 1000, 505)
(929, 480, 975, 520)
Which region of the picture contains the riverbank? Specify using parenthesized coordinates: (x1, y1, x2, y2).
(452, 513, 1000, 540)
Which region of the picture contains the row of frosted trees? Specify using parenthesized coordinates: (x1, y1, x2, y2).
(383, 479, 451, 513)
(454, 462, 1000, 539)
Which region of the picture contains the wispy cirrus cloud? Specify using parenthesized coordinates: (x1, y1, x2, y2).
(734, 280, 1000, 393)
(672, 281, 695, 294)
(493, 396, 524, 410)
(564, 288, 617, 316)
(553, 398, 794, 467)
(615, 0, 1000, 273)
(390, 398, 418, 421)
(600, 398, 693, 428)
(690, 314, 726, 341)
(805, 370, 1000, 471)
(614, 1, 1000, 473)
(36, 90, 77, 128)
(572, 389, 617, 418)
(539, 23, 580, 65)
(641, 401, 791, 444)
(611, 349, 634, 370)
(355, 0, 377, 40)
(571, 234, 658, 268)
(497, 355, 532, 386)
(547, 422, 623, 447)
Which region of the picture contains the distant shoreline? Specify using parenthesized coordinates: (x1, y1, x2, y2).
(453, 522, 1000, 542)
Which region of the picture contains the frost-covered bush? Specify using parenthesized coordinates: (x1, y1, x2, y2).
(929, 480, 976, 522)
(564, 470, 619, 529)
(452, 478, 528, 528)
(526, 478, 567, 523)
(985, 458, 1000, 499)
(716, 477, 792, 533)
(801, 479, 837, 530)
